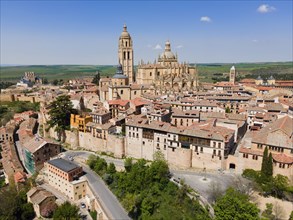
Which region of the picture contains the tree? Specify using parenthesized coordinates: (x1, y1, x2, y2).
(107, 163, 116, 174)
(53, 201, 80, 220)
(262, 203, 274, 219)
(225, 107, 231, 113)
(207, 181, 224, 204)
(47, 95, 74, 141)
(41, 201, 57, 218)
(43, 78, 49, 84)
(289, 210, 293, 220)
(214, 188, 260, 220)
(124, 157, 133, 172)
(273, 202, 285, 220)
(267, 152, 273, 177)
(52, 79, 59, 86)
(92, 71, 101, 85)
(271, 174, 289, 198)
(261, 147, 273, 182)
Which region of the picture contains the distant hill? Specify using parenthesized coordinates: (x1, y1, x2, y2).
(0, 62, 292, 83)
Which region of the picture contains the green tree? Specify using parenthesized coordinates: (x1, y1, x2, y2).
(53, 201, 80, 220)
(47, 95, 73, 141)
(214, 188, 260, 220)
(271, 174, 289, 198)
(124, 157, 133, 172)
(261, 147, 273, 182)
(289, 210, 293, 220)
(107, 162, 116, 174)
(262, 203, 274, 219)
(92, 71, 101, 85)
(267, 152, 273, 177)
(225, 107, 231, 113)
(52, 79, 59, 86)
(43, 78, 49, 84)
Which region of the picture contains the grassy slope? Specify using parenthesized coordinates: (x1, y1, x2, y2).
(0, 62, 292, 82)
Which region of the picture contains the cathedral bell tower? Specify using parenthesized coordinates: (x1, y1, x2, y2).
(229, 66, 236, 84)
(118, 24, 134, 83)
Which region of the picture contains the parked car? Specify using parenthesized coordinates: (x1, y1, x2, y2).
(80, 202, 86, 209)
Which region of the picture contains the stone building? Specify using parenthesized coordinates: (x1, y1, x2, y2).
(125, 115, 235, 169)
(46, 158, 87, 201)
(136, 40, 198, 93)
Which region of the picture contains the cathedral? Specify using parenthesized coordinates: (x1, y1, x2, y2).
(100, 25, 198, 101)
(136, 40, 198, 93)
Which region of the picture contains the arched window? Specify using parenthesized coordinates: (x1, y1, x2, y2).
(126, 41, 128, 47)
(128, 52, 130, 59)
(123, 52, 126, 59)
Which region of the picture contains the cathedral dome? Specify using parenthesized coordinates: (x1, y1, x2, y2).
(159, 40, 176, 59)
(120, 24, 130, 38)
(113, 64, 128, 79)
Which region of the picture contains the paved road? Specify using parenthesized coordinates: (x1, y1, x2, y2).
(171, 170, 237, 201)
(63, 150, 239, 204)
(62, 153, 130, 220)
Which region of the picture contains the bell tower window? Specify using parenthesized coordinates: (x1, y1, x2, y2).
(123, 52, 126, 60)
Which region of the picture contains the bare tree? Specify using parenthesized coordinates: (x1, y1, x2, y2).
(273, 202, 285, 220)
(206, 181, 224, 204)
(232, 175, 255, 198)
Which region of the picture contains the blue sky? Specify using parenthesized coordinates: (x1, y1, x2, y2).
(1, 1, 292, 65)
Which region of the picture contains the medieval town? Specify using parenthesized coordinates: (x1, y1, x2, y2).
(1, 24, 292, 220)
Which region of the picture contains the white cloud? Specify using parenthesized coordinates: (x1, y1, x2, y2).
(176, 45, 183, 49)
(153, 44, 162, 50)
(200, 16, 212, 22)
(257, 4, 276, 13)
(252, 39, 258, 43)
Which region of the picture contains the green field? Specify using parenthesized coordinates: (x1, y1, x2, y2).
(0, 62, 292, 83)
(0, 65, 116, 82)
(197, 62, 293, 82)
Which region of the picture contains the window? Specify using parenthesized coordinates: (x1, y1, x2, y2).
(213, 142, 216, 148)
(218, 143, 221, 148)
(150, 72, 152, 77)
(142, 141, 145, 145)
(120, 90, 123, 95)
(213, 150, 216, 155)
(252, 155, 258, 160)
(134, 91, 137, 95)
(123, 51, 126, 59)
(200, 147, 203, 153)
(157, 137, 160, 142)
(129, 132, 131, 137)
(128, 52, 130, 59)
(126, 41, 128, 47)
(257, 144, 262, 149)
(243, 154, 248, 158)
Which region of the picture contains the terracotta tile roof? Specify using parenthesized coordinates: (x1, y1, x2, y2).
(253, 116, 293, 148)
(272, 153, 293, 164)
(108, 99, 129, 106)
(14, 171, 26, 183)
(131, 97, 150, 107)
(239, 147, 263, 156)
